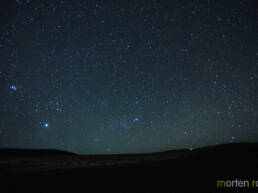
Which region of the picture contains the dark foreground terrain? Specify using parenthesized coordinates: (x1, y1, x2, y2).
(1, 143, 258, 193)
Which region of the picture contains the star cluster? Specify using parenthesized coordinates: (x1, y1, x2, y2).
(0, 0, 257, 154)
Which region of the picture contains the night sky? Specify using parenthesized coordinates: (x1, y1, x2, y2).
(0, 0, 257, 154)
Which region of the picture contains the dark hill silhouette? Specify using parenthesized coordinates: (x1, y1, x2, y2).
(1, 142, 258, 193)
(0, 148, 75, 158)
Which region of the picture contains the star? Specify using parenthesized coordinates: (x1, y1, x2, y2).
(133, 117, 139, 123)
(44, 123, 49, 128)
(10, 85, 17, 91)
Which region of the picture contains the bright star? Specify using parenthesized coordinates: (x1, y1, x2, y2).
(44, 123, 49, 128)
(133, 118, 139, 123)
(10, 85, 17, 91)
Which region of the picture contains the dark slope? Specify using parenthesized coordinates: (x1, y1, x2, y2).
(0, 148, 75, 157)
(1, 143, 258, 193)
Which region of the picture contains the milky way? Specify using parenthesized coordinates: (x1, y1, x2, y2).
(0, 0, 257, 154)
